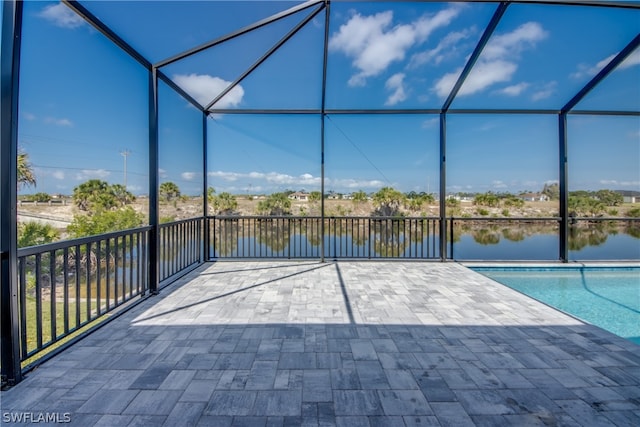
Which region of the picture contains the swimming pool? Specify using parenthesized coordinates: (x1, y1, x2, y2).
(471, 266, 640, 345)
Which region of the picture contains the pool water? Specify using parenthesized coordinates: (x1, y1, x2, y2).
(472, 267, 640, 345)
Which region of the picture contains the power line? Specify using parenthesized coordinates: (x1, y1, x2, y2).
(325, 115, 392, 187)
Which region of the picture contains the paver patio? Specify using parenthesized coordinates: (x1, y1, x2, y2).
(1, 261, 639, 426)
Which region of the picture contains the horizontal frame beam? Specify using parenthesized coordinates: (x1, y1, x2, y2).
(329, 0, 640, 9)
(205, 108, 640, 116)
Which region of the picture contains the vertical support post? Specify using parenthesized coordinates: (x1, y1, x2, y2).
(559, 113, 568, 262)
(0, 0, 24, 385)
(439, 113, 447, 261)
(321, 115, 326, 263)
(202, 114, 209, 261)
(319, 1, 330, 263)
(148, 68, 160, 293)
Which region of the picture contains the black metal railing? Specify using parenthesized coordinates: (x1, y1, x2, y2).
(16, 226, 151, 363)
(208, 216, 441, 259)
(159, 217, 204, 285)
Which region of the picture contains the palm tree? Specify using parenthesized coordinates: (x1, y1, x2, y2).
(372, 187, 405, 217)
(159, 181, 181, 202)
(17, 151, 36, 188)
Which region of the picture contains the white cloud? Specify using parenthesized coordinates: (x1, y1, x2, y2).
(44, 117, 73, 127)
(209, 171, 321, 187)
(39, 3, 85, 29)
(409, 28, 474, 68)
(330, 6, 462, 86)
(600, 179, 640, 187)
(433, 22, 547, 97)
(209, 170, 387, 192)
(497, 82, 529, 96)
(209, 171, 243, 182)
(159, 168, 168, 179)
(531, 81, 557, 101)
(422, 117, 439, 128)
(384, 73, 407, 106)
(35, 168, 65, 180)
(328, 178, 386, 189)
(23, 112, 36, 121)
(173, 74, 244, 109)
(483, 22, 547, 60)
(75, 169, 110, 181)
(181, 172, 198, 181)
(571, 49, 640, 80)
(570, 54, 615, 80)
(491, 180, 507, 189)
(621, 49, 640, 69)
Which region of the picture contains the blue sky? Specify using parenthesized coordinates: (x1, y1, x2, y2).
(11, 1, 640, 197)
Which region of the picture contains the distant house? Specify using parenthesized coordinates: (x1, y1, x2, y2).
(615, 190, 640, 203)
(288, 192, 309, 201)
(520, 193, 548, 202)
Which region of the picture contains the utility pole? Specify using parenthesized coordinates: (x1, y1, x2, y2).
(120, 149, 130, 188)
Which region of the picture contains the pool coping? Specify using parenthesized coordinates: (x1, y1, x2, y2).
(462, 262, 640, 347)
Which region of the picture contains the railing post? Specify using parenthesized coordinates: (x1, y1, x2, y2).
(449, 217, 455, 260)
(1, 0, 24, 386)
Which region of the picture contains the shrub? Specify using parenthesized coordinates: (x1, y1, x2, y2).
(17, 221, 59, 247)
(67, 207, 144, 238)
(626, 207, 640, 218)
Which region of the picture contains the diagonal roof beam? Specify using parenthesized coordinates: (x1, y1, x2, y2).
(156, 70, 205, 112)
(441, 1, 509, 112)
(62, 1, 151, 70)
(205, 4, 325, 112)
(155, 0, 325, 69)
(562, 33, 640, 113)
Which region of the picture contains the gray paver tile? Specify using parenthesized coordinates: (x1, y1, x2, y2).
(402, 415, 441, 426)
(162, 402, 205, 426)
(122, 390, 182, 416)
(3, 261, 639, 426)
(455, 389, 517, 416)
(94, 414, 135, 427)
(431, 402, 475, 427)
(333, 390, 383, 416)
(355, 361, 389, 390)
(76, 389, 139, 414)
(378, 390, 432, 415)
(204, 391, 258, 416)
(127, 415, 167, 426)
(253, 390, 302, 416)
(180, 379, 216, 402)
(159, 369, 197, 390)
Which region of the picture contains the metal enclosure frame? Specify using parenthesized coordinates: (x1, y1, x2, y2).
(1, 0, 639, 385)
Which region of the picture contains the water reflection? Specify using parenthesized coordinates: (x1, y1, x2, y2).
(210, 218, 639, 259)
